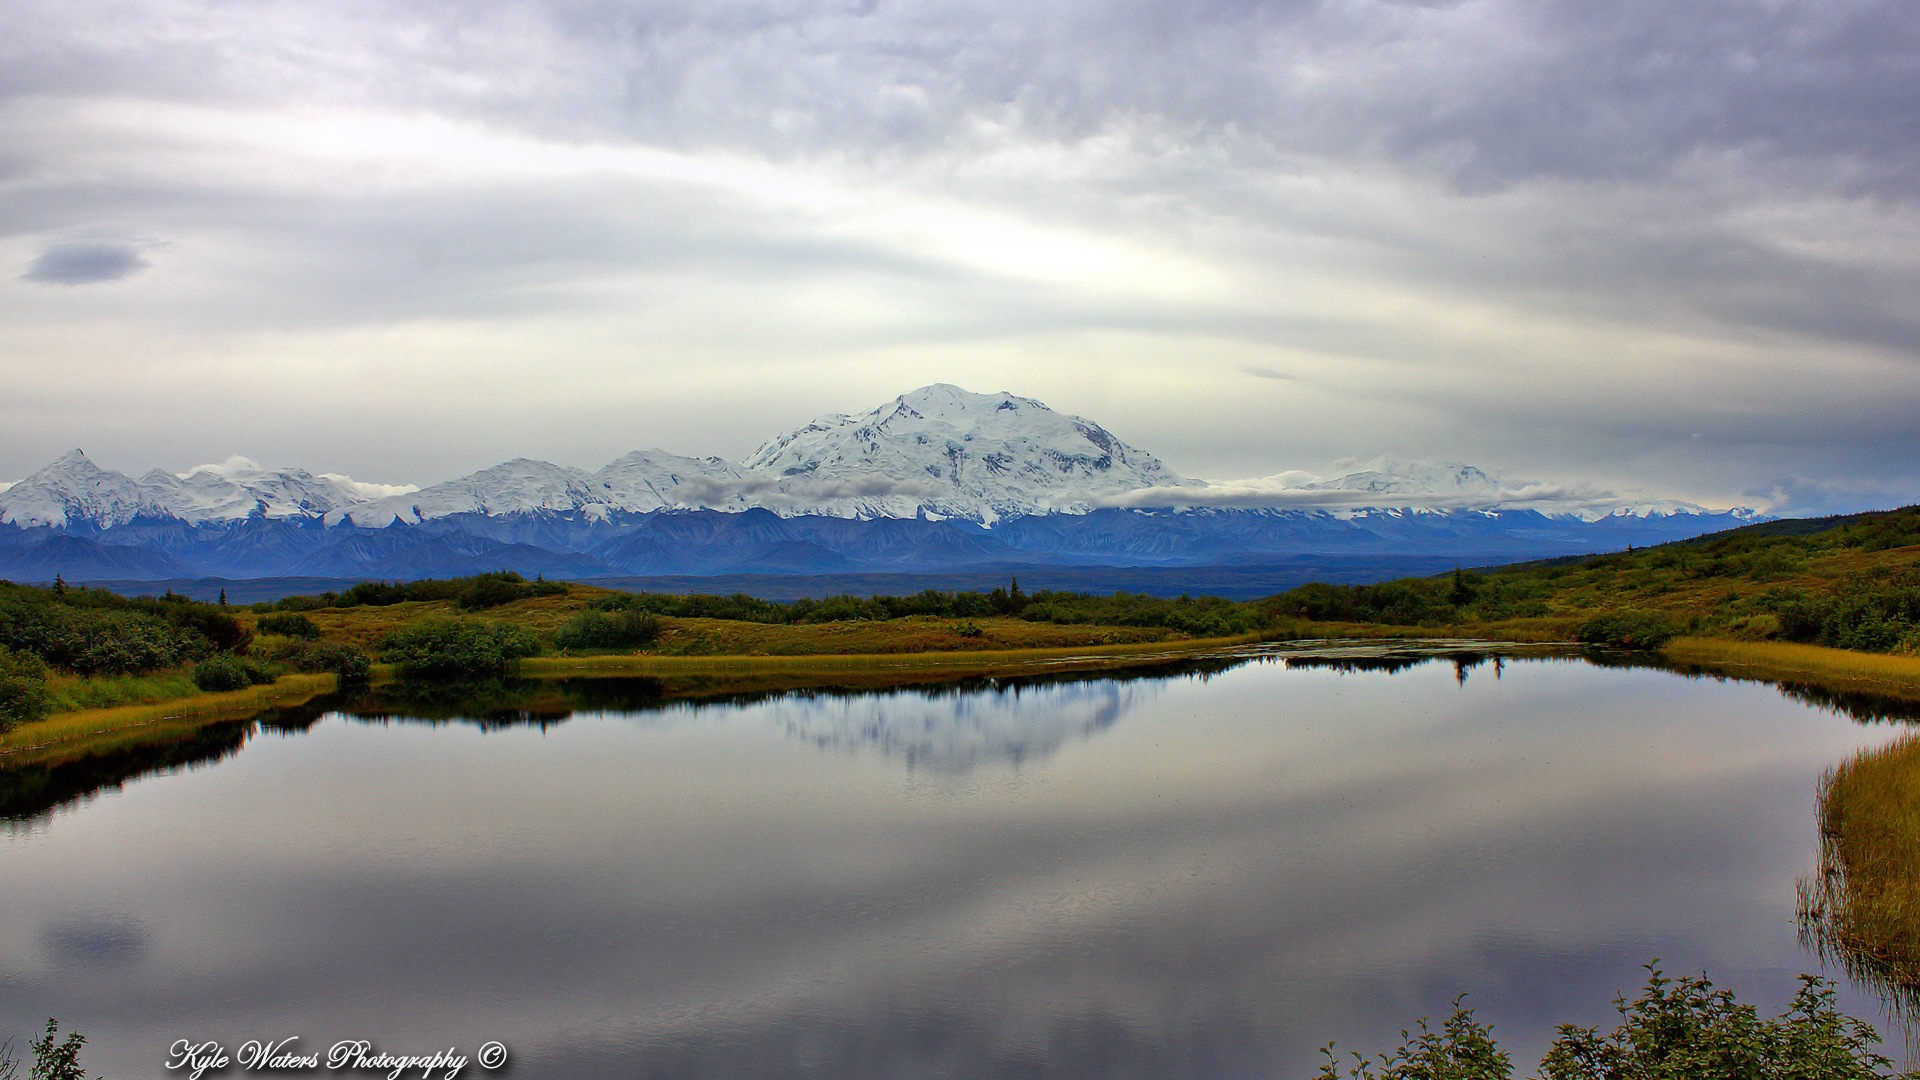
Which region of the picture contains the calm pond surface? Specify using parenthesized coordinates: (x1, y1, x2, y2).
(0, 648, 1912, 1078)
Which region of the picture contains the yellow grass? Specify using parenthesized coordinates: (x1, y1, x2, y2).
(1664, 637, 1920, 701)
(1803, 733, 1920, 993)
(301, 592, 590, 649)
(638, 614, 1177, 656)
(0, 673, 335, 766)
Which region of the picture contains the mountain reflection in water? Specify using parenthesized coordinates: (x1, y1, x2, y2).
(4, 643, 1919, 1080)
(9, 644, 1920, 826)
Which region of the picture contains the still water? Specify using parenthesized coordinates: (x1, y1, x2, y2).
(0, 650, 1909, 1078)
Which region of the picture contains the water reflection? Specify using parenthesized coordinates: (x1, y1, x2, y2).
(0, 657, 1250, 822)
(765, 680, 1150, 773)
(1, 647, 1915, 1078)
(0, 718, 255, 826)
(14, 643, 1917, 826)
(1581, 650, 1920, 725)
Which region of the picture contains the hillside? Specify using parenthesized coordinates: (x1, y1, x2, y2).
(1265, 503, 1920, 649)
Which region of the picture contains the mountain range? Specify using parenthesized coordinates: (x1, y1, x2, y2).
(0, 385, 1759, 589)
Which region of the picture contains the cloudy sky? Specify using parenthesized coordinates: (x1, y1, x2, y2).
(3, 0, 1916, 513)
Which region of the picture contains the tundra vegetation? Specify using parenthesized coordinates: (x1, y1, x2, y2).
(1318, 967, 1908, 1080)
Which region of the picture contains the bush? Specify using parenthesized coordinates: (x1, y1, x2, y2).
(553, 609, 660, 652)
(255, 612, 320, 639)
(0, 597, 212, 676)
(454, 572, 562, 611)
(261, 640, 373, 682)
(1577, 612, 1677, 651)
(191, 654, 275, 692)
(306, 642, 372, 682)
(379, 618, 542, 679)
(1318, 967, 1895, 1080)
(6, 1018, 90, 1080)
(0, 644, 51, 733)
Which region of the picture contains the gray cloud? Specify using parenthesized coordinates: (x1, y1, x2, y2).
(1242, 366, 1295, 381)
(675, 472, 946, 512)
(0, 0, 1917, 510)
(22, 239, 149, 284)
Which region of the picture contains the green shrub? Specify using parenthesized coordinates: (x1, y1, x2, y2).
(1318, 967, 1895, 1080)
(0, 597, 213, 676)
(255, 612, 320, 639)
(263, 640, 373, 682)
(191, 654, 274, 692)
(0, 644, 51, 733)
(12, 1018, 90, 1080)
(379, 618, 542, 679)
(455, 572, 541, 611)
(1577, 611, 1677, 651)
(553, 609, 660, 652)
(306, 642, 372, 682)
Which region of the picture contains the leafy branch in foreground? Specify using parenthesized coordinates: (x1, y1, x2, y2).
(0, 1019, 89, 1080)
(1317, 965, 1907, 1080)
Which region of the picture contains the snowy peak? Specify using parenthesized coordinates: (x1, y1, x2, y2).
(333, 459, 604, 526)
(1, 389, 1752, 534)
(138, 457, 393, 522)
(1107, 455, 1751, 521)
(744, 385, 1195, 522)
(0, 451, 411, 528)
(0, 450, 166, 529)
(1304, 457, 1502, 499)
(593, 450, 751, 513)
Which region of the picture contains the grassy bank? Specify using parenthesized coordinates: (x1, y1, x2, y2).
(1803, 734, 1920, 996)
(1664, 637, 1920, 701)
(0, 673, 334, 767)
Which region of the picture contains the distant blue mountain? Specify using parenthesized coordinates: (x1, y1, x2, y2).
(0, 504, 1756, 589)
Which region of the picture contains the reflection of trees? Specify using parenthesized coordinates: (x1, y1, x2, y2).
(1280, 649, 1504, 686)
(0, 658, 1264, 821)
(1584, 651, 1920, 724)
(340, 677, 577, 728)
(0, 717, 254, 824)
(1778, 682, 1920, 724)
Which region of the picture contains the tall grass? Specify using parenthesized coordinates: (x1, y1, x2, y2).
(0, 673, 334, 762)
(45, 670, 200, 713)
(1666, 638, 1920, 699)
(1801, 734, 1920, 1002)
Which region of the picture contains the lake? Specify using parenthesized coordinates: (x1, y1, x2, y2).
(0, 646, 1909, 1078)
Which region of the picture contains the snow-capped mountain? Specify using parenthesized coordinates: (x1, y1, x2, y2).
(328, 385, 1193, 526)
(138, 457, 411, 523)
(594, 450, 752, 514)
(333, 458, 603, 527)
(334, 451, 755, 526)
(0, 451, 412, 529)
(743, 384, 1196, 522)
(0, 386, 1766, 585)
(0, 450, 169, 529)
(1105, 455, 1744, 523)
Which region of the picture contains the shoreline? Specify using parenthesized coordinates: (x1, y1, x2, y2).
(12, 635, 1920, 763)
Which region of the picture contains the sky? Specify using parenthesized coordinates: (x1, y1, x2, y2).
(2, 0, 1916, 515)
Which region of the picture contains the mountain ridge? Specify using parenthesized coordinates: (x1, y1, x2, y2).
(0, 386, 1748, 529)
(0, 385, 1763, 584)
